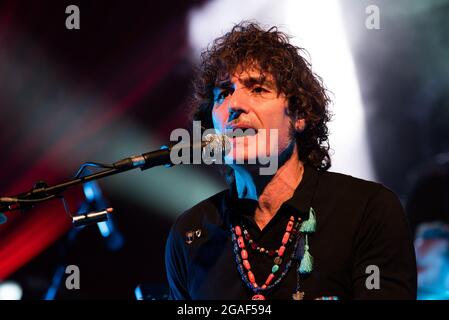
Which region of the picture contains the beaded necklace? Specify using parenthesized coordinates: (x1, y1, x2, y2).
(242, 217, 302, 257)
(230, 207, 317, 300)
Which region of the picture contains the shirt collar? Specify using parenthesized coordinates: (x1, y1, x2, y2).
(220, 164, 320, 228)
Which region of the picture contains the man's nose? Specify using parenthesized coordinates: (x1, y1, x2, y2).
(228, 87, 250, 117)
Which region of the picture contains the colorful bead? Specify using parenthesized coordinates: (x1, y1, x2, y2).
(290, 216, 295, 221)
(252, 294, 265, 300)
(286, 221, 294, 232)
(274, 256, 283, 265)
(282, 232, 290, 245)
(248, 271, 256, 283)
(237, 236, 245, 248)
(315, 296, 339, 300)
(272, 265, 280, 273)
(265, 273, 275, 285)
(243, 260, 251, 270)
(278, 245, 286, 257)
(241, 249, 248, 259)
(235, 226, 242, 236)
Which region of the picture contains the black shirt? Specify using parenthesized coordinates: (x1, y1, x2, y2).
(165, 165, 417, 300)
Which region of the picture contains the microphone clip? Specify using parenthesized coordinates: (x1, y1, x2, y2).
(72, 207, 114, 227)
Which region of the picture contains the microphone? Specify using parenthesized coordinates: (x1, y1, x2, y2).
(113, 133, 231, 171)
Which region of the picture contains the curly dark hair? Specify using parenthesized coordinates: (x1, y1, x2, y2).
(192, 21, 332, 171)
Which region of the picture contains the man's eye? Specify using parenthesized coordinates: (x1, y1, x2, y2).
(214, 89, 230, 103)
(218, 91, 229, 99)
(252, 86, 269, 94)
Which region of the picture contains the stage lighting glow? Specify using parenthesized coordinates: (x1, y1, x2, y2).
(1, 29, 224, 222)
(418, 290, 449, 300)
(0, 281, 23, 300)
(285, 0, 374, 180)
(100, 121, 225, 217)
(188, 0, 281, 61)
(97, 221, 111, 237)
(83, 183, 96, 202)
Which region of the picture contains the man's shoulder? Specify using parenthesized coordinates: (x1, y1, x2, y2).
(316, 170, 406, 231)
(318, 169, 399, 203)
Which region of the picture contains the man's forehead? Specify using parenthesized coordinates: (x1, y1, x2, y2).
(215, 68, 276, 87)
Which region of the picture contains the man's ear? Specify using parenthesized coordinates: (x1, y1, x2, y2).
(294, 118, 306, 133)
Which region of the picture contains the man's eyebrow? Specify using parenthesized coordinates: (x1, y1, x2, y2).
(241, 76, 275, 89)
(214, 77, 276, 90)
(215, 80, 232, 88)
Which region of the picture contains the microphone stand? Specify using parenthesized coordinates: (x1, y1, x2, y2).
(0, 146, 173, 225)
(0, 133, 227, 225)
(43, 178, 123, 300)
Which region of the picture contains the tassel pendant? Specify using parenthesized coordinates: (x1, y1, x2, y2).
(298, 234, 313, 274)
(299, 207, 316, 233)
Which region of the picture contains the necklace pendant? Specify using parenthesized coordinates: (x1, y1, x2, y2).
(251, 294, 266, 300)
(292, 291, 305, 300)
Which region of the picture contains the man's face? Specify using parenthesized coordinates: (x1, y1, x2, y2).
(211, 67, 294, 164)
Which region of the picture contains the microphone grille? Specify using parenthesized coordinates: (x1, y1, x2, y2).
(204, 134, 231, 155)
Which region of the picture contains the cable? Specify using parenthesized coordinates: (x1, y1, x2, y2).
(0, 194, 56, 204)
(74, 162, 113, 178)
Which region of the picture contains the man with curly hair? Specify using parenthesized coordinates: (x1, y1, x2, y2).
(165, 22, 417, 300)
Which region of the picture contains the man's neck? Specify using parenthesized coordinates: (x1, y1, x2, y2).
(232, 144, 304, 230)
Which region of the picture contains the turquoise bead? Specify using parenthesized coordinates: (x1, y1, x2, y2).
(272, 265, 279, 273)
